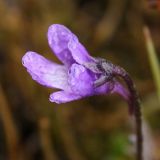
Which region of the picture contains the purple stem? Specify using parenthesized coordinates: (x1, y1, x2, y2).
(84, 59, 143, 159)
(113, 65, 143, 160)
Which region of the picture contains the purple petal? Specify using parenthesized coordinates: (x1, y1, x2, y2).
(22, 51, 69, 90)
(68, 63, 95, 96)
(68, 34, 95, 65)
(49, 91, 81, 103)
(68, 63, 114, 97)
(47, 24, 94, 66)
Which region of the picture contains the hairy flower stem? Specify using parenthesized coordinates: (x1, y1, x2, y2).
(113, 66, 143, 160)
(91, 59, 142, 159)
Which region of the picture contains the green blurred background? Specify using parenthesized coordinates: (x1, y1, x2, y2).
(0, 0, 160, 159)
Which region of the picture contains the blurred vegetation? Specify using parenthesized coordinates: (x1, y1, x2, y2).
(0, 0, 160, 159)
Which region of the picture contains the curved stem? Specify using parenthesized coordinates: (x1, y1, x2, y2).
(84, 59, 143, 159)
(113, 66, 143, 160)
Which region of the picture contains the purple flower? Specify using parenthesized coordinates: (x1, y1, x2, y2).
(22, 24, 129, 104)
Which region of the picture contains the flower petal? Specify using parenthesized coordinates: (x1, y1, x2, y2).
(49, 91, 81, 104)
(68, 63, 95, 96)
(22, 51, 69, 90)
(47, 24, 94, 66)
(68, 34, 95, 65)
(68, 63, 115, 97)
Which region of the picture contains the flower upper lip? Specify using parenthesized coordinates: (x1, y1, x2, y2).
(47, 24, 95, 67)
